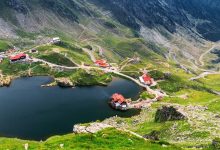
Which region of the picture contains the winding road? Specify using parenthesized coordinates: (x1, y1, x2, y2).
(198, 43, 217, 67)
(190, 42, 220, 80)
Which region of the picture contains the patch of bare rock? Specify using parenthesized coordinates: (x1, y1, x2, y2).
(55, 78, 74, 87)
(0, 76, 12, 87)
(73, 123, 112, 134)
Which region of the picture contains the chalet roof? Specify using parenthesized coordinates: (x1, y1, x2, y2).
(10, 53, 26, 60)
(142, 74, 152, 82)
(95, 59, 109, 67)
(111, 93, 126, 104)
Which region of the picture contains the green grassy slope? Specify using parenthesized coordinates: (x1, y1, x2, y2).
(0, 40, 12, 52)
(0, 128, 181, 150)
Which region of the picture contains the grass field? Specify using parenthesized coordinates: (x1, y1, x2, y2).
(0, 128, 182, 150)
(198, 74, 220, 91)
(38, 52, 76, 67)
(36, 42, 93, 64)
(0, 40, 11, 52)
(0, 31, 219, 150)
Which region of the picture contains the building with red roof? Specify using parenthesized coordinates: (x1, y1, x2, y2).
(95, 59, 109, 68)
(111, 93, 126, 103)
(10, 53, 26, 62)
(110, 93, 128, 111)
(139, 74, 154, 85)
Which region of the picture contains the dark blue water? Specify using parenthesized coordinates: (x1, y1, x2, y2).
(0, 77, 141, 140)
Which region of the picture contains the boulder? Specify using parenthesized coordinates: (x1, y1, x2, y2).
(0, 76, 11, 87)
(155, 106, 186, 123)
(55, 78, 74, 87)
(73, 125, 87, 134)
(143, 131, 160, 141)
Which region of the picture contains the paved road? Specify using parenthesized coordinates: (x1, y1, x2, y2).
(190, 42, 220, 80)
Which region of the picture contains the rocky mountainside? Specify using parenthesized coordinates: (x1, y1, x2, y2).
(1, 1, 220, 149)
(1, 0, 220, 41)
(90, 0, 220, 42)
(0, 0, 219, 69)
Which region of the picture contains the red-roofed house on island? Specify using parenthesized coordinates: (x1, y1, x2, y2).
(110, 93, 128, 111)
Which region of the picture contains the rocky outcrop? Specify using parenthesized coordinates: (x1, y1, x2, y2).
(41, 81, 57, 87)
(0, 76, 11, 87)
(155, 106, 186, 123)
(73, 123, 112, 134)
(143, 131, 160, 141)
(55, 78, 74, 87)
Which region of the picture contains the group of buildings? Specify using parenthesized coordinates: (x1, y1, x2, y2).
(0, 46, 28, 63)
(5, 37, 59, 63)
(110, 73, 156, 111)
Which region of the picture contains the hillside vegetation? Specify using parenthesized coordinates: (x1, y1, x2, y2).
(0, 0, 219, 150)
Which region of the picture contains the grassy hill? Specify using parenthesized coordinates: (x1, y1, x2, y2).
(0, 0, 219, 150)
(0, 128, 182, 150)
